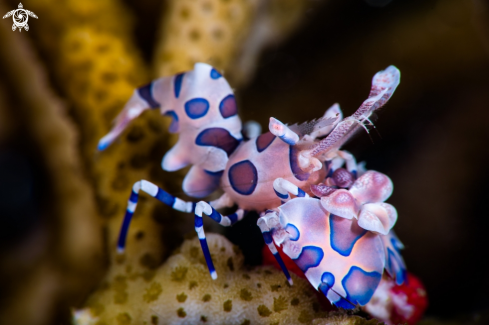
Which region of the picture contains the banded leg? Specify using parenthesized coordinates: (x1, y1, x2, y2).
(117, 180, 194, 252)
(194, 201, 245, 279)
(269, 117, 299, 145)
(273, 178, 309, 203)
(257, 210, 293, 285)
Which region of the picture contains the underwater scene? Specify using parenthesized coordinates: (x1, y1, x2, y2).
(0, 0, 488, 324)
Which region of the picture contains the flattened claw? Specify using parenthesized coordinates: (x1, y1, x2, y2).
(349, 171, 393, 205)
(358, 203, 392, 235)
(320, 189, 359, 219)
(379, 203, 398, 230)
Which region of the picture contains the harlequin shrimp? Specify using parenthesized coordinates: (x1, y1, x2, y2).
(258, 171, 406, 308)
(98, 63, 403, 308)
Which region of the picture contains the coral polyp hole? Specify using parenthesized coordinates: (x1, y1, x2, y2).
(96, 44, 110, 53)
(223, 300, 233, 312)
(126, 125, 145, 142)
(189, 29, 201, 41)
(202, 2, 213, 12)
(177, 308, 187, 318)
(176, 292, 188, 303)
(180, 7, 190, 19)
(189, 281, 198, 289)
(101, 72, 118, 83)
(111, 175, 129, 191)
(130, 154, 148, 169)
(212, 29, 224, 40)
(94, 90, 108, 102)
(139, 253, 159, 269)
(202, 294, 211, 302)
(68, 40, 83, 52)
(257, 305, 272, 317)
(135, 231, 144, 240)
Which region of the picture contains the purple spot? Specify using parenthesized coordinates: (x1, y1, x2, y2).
(318, 272, 335, 296)
(289, 146, 310, 181)
(329, 215, 366, 257)
(210, 68, 222, 79)
(174, 73, 184, 98)
(185, 98, 209, 119)
(138, 83, 159, 108)
(321, 272, 335, 287)
(228, 160, 258, 195)
(219, 95, 237, 118)
(256, 132, 276, 152)
(293, 246, 324, 273)
(285, 224, 300, 241)
(342, 266, 382, 306)
(195, 128, 240, 156)
(164, 110, 179, 133)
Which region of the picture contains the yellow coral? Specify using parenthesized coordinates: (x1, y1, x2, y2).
(26, 0, 178, 271)
(312, 315, 384, 325)
(153, 0, 259, 77)
(152, 0, 310, 86)
(76, 234, 328, 325)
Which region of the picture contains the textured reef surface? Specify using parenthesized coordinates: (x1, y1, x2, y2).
(76, 234, 332, 325)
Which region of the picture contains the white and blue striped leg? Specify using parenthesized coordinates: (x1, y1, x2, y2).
(269, 117, 299, 145)
(257, 210, 293, 285)
(273, 178, 309, 204)
(194, 201, 245, 280)
(117, 180, 194, 253)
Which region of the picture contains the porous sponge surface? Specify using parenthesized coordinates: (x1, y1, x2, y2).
(77, 233, 328, 325)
